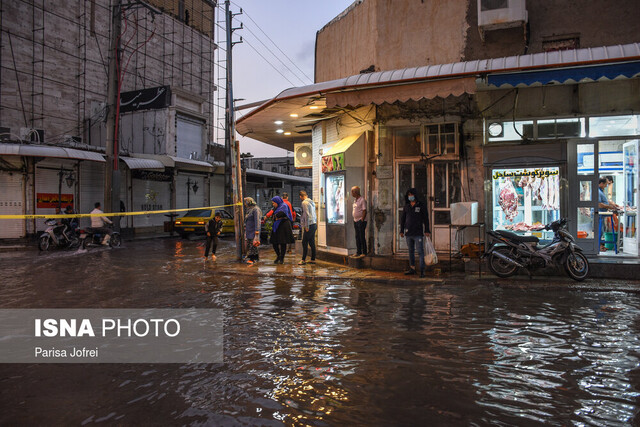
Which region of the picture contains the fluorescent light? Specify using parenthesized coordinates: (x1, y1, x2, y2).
(290, 113, 299, 118)
(274, 120, 283, 125)
(275, 129, 284, 133)
(284, 132, 292, 136)
(309, 106, 319, 110)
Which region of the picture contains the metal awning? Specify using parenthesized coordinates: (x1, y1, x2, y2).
(245, 168, 311, 184)
(487, 60, 640, 87)
(130, 154, 215, 172)
(120, 156, 165, 170)
(322, 133, 363, 156)
(0, 143, 105, 162)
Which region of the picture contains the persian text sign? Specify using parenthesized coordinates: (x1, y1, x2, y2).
(0, 309, 223, 363)
(37, 193, 73, 209)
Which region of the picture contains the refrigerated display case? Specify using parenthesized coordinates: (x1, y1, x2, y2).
(623, 140, 639, 255)
(325, 173, 346, 225)
(491, 166, 561, 240)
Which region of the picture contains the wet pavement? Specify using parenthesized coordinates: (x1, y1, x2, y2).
(1, 238, 640, 425)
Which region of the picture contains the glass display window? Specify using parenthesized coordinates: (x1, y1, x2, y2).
(492, 166, 560, 238)
(325, 174, 345, 225)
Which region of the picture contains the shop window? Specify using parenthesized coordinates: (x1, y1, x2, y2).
(589, 115, 640, 138)
(480, 0, 508, 11)
(425, 123, 459, 156)
(529, 118, 585, 139)
(394, 127, 421, 158)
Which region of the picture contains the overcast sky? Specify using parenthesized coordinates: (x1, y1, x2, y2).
(228, 1, 354, 157)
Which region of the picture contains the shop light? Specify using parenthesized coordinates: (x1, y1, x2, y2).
(290, 113, 299, 118)
(284, 132, 292, 136)
(276, 129, 284, 133)
(309, 106, 319, 110)
(274, 120, 283, 125)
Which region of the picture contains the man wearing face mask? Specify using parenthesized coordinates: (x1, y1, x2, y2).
(400, 188, 430, 277)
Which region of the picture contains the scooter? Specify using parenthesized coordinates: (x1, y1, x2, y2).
(39, 219, 80, 251)
(485, 218, 589, 281)
(79, 226, 122, 249)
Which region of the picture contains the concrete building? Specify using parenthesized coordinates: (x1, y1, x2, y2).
(0, 0, 223, 238)
(237, 0, 640, 267)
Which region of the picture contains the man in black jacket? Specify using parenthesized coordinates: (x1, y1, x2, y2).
(400, 188, 430, 277)
(204, 211, 223, 260)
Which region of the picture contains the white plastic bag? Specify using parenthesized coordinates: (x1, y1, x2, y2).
(424, 237, 438, 266)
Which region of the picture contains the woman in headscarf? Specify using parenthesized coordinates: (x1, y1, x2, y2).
(269, 196, 295, 264)
(243, 197, 262, 264)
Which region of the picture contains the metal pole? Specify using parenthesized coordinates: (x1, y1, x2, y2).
(224, 0, 232, 206)
(232, 140, 244, 259)
(105, 0, 121, 217)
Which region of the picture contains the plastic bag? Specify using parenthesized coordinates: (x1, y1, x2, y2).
(424, 237, 438, 266)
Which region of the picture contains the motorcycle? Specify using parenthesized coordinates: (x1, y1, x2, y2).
(79, 226, 122, 249)
(39, 219, 80, 251)
(485, 218, 589, 281)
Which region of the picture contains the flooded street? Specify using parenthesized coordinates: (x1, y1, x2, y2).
(1, 239, 639, 425)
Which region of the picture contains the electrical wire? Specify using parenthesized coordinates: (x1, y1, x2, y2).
(242, 37, 298, 87)
(230, 1, 313, 84)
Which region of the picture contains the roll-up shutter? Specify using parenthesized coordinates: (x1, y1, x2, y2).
(131, 179, 171, 228)
(0, 171, 25, 238)
(79, 163, 104, 229)
(176, 173, 205, 209)
(176, 115, 204, 159)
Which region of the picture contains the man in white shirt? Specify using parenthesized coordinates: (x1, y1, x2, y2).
(90, 202, 113, 245)
(351, 186, 367, 258)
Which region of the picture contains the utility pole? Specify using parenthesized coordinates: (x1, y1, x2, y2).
(105, 0, 122, 221)
(225, 0, 244, 260)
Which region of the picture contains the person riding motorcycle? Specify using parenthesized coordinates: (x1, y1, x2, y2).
(90, 202, 113, 245)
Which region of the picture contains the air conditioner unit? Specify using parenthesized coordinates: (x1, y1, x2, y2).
(294, 143, 312, 169)
(478, 0, 527, 32)
(451, 202, 478, 226)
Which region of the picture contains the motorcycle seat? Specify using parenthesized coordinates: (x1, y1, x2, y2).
(495, 230, 539, 243)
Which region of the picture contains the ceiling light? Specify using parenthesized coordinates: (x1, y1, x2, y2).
(274, 120, 283, 125)
(309, 106, 319, 110)
(284, 132, 292, 136)
(275, 129, 284, 133)
(290, 113, 299, 118)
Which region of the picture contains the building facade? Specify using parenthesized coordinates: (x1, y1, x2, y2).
(0, 0, 223, 238)
(237, 0, 640, 264)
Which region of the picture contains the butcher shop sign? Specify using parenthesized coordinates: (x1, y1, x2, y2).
(493, 169, 559, 180)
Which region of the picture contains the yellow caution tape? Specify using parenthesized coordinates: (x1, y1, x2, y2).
(0, 203, 242, 220)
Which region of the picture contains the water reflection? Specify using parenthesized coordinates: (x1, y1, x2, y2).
(0, 241, 639, 425)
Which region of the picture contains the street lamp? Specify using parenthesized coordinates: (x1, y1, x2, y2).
(58, 166, 75, 209)
(186, 177, 198, 208)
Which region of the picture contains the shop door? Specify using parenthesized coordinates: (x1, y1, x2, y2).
(395, 162, 427, 252)
(568, 140, 599, 255)
(0, 171, 25, 238)
(623, 140, 639, 255)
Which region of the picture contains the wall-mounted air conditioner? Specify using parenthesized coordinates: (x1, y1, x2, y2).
(478, 0, 527, 40)
(294, 143, 312, 169)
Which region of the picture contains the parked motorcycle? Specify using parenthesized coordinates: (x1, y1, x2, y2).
(485, 218, 589, 281)
(79, 226, 122, 249)
(39, 219, 80, 251)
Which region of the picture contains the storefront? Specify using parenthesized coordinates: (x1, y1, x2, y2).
(484, 115, 640, 257)
(319, 133, 366, 255)
(0, 157, 25, 239)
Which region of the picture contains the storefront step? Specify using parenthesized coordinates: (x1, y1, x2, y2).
(316, 248, 466, 273)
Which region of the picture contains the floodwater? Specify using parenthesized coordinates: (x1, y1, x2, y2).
(1, 239, 639, 425)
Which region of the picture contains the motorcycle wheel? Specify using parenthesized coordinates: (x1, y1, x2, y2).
(68, 236, 80, 249)
(110, 234, 122, 248)
(38, 235, 51, 251)
(488, 247, 519, 278)
(564, 251, 589, 281)
(82, 237, 90, 249)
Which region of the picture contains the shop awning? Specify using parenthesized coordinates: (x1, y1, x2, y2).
(120, 156, 165, 170)
(322, 133, 363, 156)
(326, 78, 476, 108)
(0, 143, 105, 162)
(487, 60, 640, 87)
(245, 168, 311, 184)
(130, 154, 216, 173)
